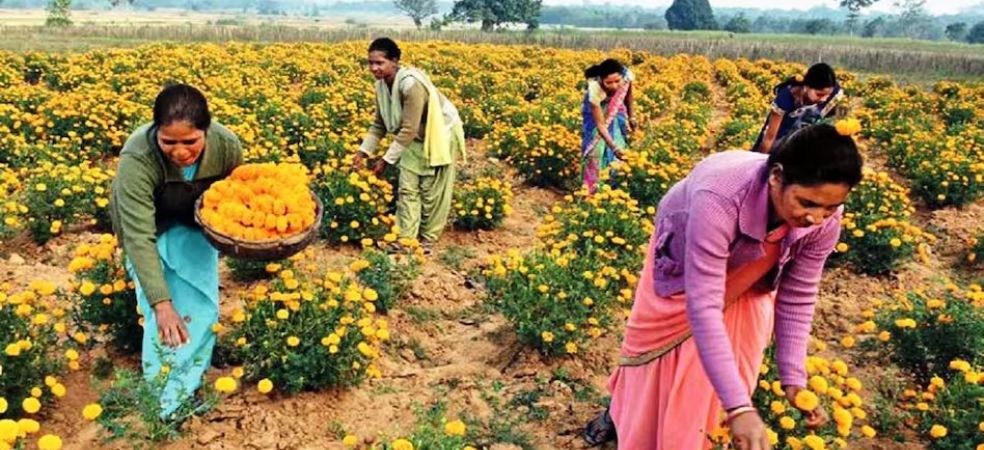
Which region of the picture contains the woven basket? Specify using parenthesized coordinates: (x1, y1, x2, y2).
(194, 191, 323, 261)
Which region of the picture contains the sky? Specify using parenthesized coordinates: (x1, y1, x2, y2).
(542, 0, 984, 15)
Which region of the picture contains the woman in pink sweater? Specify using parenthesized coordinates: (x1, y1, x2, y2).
(584, 124, 863, 450)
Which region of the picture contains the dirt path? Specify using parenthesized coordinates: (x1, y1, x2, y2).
(2, 107, 980, 450)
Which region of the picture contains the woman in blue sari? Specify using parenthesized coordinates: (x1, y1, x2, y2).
(754, 62, 843, 153)
(110, 84, 242, 418)
(581, 58, 635, 193)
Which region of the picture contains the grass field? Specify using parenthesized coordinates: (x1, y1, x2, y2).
(1, 8, 983, 82)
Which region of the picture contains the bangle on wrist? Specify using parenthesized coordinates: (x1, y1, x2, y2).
(725, 406, 757, 423)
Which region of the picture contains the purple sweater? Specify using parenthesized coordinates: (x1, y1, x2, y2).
(652, 151, 841, 409)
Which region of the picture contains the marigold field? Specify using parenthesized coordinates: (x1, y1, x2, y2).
(0, 41, 982, 450)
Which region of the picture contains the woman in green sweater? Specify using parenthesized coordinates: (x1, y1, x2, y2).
(110, 84, 242, 418)
(354, 38, 466, 252)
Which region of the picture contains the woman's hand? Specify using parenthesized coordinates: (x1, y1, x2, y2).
(154, 301, 189, 348)
(352, 152, 366, 169)
(784, 385, 829, 429)
(729, 410, 772, 450)
(371, 159, 388, 177)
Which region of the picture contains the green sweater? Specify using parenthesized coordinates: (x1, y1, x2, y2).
(110, 122, 242, 305)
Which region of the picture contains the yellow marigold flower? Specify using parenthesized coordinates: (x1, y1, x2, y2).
(802, 435, 826, 450)
(845, 377, 863, 391)
(852, 407, 867, 420)
(794, 389, 820, 411)
(926, 299, 945, 309)
(214, 376, 238, 393)
(766, 428, 778, 445)
(949, 359, 971, 372)
(391, 438, 414, 450)
(0, 398, 6, 414)
(37, 434, 62, 450)
(787, 436, 803, 450)
(841, 335, 856, 348)
(17, 418, 39, 434)
(342, 435, 358, 446)
(808, 376, 829, 395)
(4, 344, 20, 357)
(257, 379, 273, 394)
(565, 341, 578, 354)
(770, 400, 786, 415)
(0, 419, 16, 444)
(929, 424, 947, 438)
(833, 407, 853, 429)
(444, 419, 466, 436)
(287, 336, 300, 347)
(965, 371, 981, 384)
(22, 397, 41, 414)
(771, 381, 785, 397)
(82, 403, 103, 420)
(78, 281, 96, 296)
(779, 416, 795, 430)
(894, 318, 916, 329)
(861, 425, 877, 438)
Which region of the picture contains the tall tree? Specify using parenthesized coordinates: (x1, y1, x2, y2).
(840, 0, 880, 35)
(723, 13, 751, 34)
(895, 0, 926, 27)
(450, 0, 542, 32)
(894, 0, 933, 39)
(967, 21, 984, 44)
(46, 0, 72, 27)
(394, 0, 438, 29)
(862, 16, 886, 37)
(664, 0, 715, 31)
(803, 18, 835, 35)
(945, 22, 968, 41)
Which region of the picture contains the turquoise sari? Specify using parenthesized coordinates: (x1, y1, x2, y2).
(126, 162, 220, 418)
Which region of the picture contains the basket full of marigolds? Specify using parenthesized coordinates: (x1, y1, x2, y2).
(195, 162, 323, 261)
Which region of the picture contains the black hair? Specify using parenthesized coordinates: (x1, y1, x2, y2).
(774, 62, 839, 95)
(369, 37, 401, 61)
(584, 58, 624, 79)
(153, 83, 211, 131)
(767, 124, 863, 188)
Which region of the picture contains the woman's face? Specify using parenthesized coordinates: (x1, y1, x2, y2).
(769, 169, 850, 228)
(158, 120, 206, 168)
(368, 51, 399, 81)
(803, 86, 834, 105)
(601, 72, 623, 93)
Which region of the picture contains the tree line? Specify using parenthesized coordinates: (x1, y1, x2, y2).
(5, 0, 984, 44)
